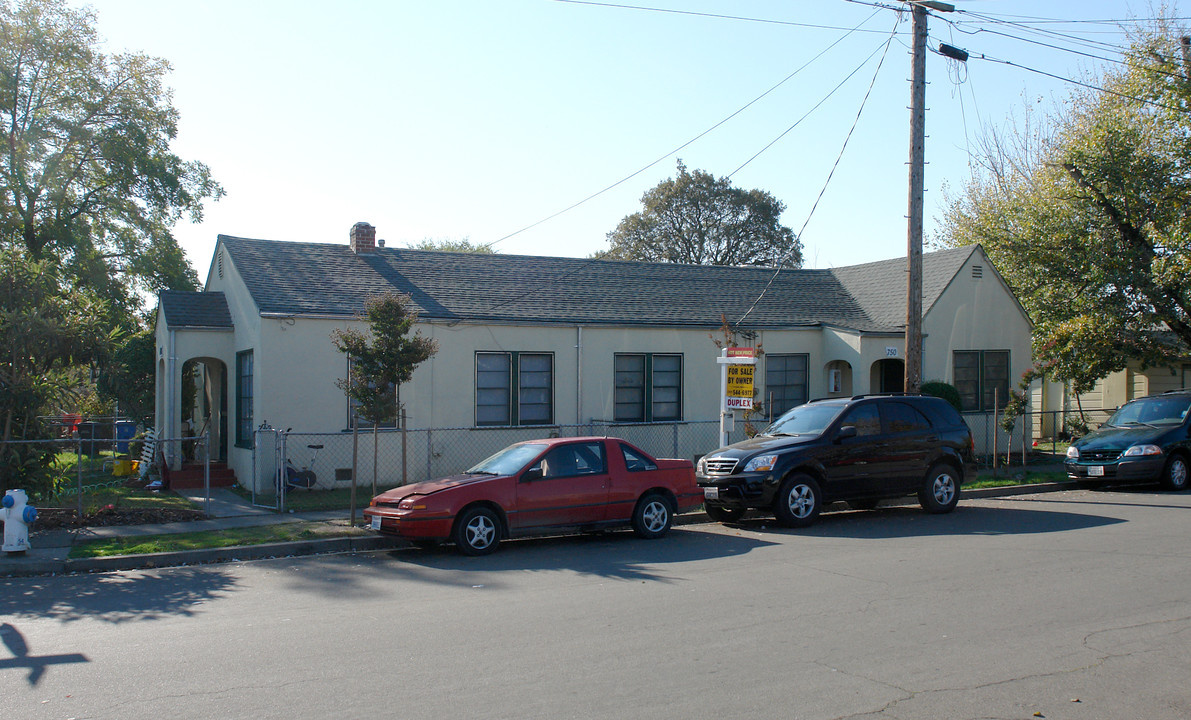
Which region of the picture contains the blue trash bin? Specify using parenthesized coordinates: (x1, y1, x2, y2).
(115, 420, 137, 454)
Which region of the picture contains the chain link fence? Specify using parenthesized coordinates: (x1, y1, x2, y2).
(0, 432, 208, 513)
(1, 405, 1125, 516)
(963, 407, 1117, 473)
(249, 408, 1128, 501)
(248, 420, 753, 509)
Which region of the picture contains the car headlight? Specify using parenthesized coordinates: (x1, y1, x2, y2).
(1123, 444, 1162, 457)
(1066, 446, 1079, 459)
(397, 498, 427, 510)
(743, 454, 779, 473)
(696, 457, 706, 474)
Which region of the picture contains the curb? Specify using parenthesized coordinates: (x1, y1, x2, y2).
(2, 535, 405, 578)
(963, 481, 1074, 499)
(2, 482, 1080, 577)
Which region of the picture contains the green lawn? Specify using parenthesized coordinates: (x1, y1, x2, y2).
(42, 484, 196, 515)
(231, 483, 400, 512)
(967, 470, 1069, 490)
(68, 520, 370, 558)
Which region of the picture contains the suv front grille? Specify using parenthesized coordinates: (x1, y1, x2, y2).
(702, 458, 739, 477)
(1081, 450, 1121, 463)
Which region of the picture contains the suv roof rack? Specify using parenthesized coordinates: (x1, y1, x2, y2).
(805, 392, 926, 404)
(849, 392, 924, 400)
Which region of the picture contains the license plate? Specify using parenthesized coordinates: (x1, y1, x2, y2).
(370, 516, 381, 530)
(1088, 466, 1105, 477)
(704, 487, 719, 501)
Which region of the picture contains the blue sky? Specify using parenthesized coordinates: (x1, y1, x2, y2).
(69, 0, 1165, 277)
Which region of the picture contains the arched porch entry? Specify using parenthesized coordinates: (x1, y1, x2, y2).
(871, 358, 904, 394)
(179, 356, 229, 462)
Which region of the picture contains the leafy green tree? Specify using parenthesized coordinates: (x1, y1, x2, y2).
(332, 292, 438, 516)
(332, 292, 439, 425)
(0, 248, 108, 494)
(0, 0, 222, 314)
(409, 237, 495, 254)
(95, 328, 156, 422)
(937, 18, 1191, 393)
(604, 160, 801, 267)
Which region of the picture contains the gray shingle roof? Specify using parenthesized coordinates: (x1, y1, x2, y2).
(213, 235, 975, 333)
(831, 245, 976, 329)
(160, 290, 233, 329)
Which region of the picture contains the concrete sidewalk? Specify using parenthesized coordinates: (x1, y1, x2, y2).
(0, 482, 1078, 578)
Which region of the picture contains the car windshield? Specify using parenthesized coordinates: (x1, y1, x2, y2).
(467, 442, 548, 475)
(762, 403, 846, 437)
(1106, 397, 1191, 427)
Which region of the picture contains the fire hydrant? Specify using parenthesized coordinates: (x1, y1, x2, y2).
(2, 489, 38, 555)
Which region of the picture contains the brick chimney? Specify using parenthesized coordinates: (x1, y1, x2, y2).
(350, 222, 376, 254)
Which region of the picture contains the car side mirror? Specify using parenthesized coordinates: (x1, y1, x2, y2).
(835, 426, 858, 443)
(522, 466, 543, 482)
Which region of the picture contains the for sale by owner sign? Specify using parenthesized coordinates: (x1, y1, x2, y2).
(723, 347, 756, 410)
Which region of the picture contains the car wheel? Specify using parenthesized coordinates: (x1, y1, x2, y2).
(704, 503, 746, 523)
(632, 493, 673, 539)
(452, 506, 501, 555)
(1161, 454, 1189, 491)
(919, 464, 960, 514)
(773, 474, 821, 528)
(849, 498, 881, 511)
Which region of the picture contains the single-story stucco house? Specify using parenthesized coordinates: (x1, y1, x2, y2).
(155, 223, 1032, 491)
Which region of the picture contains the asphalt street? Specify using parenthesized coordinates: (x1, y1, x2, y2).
(3, 488, 1190, 720)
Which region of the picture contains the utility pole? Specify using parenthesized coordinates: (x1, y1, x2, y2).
(904, 1, 954, 394)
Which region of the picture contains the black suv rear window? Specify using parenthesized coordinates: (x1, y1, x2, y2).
(883, 401, 932, 432)
(918, 398, 964, 428)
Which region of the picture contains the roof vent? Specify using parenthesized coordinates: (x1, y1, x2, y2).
(350, 222, 376, 254)
(972, 264, 983, 280)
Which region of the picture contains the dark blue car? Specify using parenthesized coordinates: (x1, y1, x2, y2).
(1065, 391, 1191, 491)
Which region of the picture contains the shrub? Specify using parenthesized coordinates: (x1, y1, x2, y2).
(921, 381, 963, 412)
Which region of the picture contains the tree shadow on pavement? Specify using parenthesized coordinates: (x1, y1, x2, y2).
(0, 567, 240, 624)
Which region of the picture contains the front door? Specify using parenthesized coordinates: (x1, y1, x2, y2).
(513, 441, 609, 530)
(879, 359, 904, 393)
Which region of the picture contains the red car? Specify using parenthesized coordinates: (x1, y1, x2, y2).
(364, 436, 701, 555)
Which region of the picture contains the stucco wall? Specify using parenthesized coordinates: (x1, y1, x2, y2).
(921, 249, 1033, 398)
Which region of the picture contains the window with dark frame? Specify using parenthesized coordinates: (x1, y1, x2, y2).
(765, 354, 809, 418)
(475, 352, 554, 427)
(614, 353, 683, 422)
(235, 350, 253, 448)
(953, 350, 1010, 412)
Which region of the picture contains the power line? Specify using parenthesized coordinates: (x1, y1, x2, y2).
(483, 7, 887, 249)
(968, 52, 1186, 114)
(728, 31, 896, 178)
(736, 14, 901, 326)
(958, 12, 1191, 26)
(554, 0, 896, 34)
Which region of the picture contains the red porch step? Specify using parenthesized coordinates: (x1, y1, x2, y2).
(166, 462, 238, 490)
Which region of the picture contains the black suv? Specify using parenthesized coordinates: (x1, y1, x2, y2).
(1064, 391, 1191, 491)
(697, 394, 976, 527)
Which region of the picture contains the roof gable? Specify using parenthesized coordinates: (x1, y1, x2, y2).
(830, 245, 976, 329)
